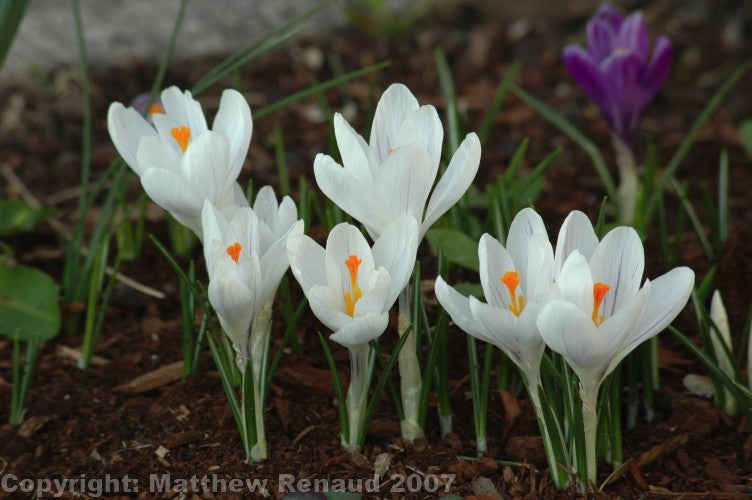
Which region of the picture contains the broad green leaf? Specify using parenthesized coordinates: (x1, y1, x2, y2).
(0, 200, 47, 236)
(0, 261, 61, 341)
(453, 282, 483, 299)
(426, 228, 479, 271)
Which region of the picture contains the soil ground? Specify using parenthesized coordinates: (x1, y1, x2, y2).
(1, 2, 752, 498)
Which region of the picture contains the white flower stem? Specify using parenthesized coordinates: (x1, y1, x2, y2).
(611, 133, 639, 226)
(527, 378, 569, 488)
(246, 298, 274, 462)
(343, 343, 370, 451)
(580, 379, 601, 488)
(397, 285, 424, 442)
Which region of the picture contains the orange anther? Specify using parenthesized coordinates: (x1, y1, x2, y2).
(226, 242, 242, 263)
(170, 125, 191, 152)
(592, 282, 610, 325)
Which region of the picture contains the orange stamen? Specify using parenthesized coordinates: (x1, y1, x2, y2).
(170, 125, 191, 152)
(344, 254, 363, 317)
(148, 102, 165, 115)
(500, 271, 525, 317)
(226, 242, 242, 263)
(592, 282, 610, 325)
(387, 148, 394, 155)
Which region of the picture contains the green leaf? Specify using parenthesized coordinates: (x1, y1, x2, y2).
(0, 200, 47, 236)
(453, 282, 483, 298)
(426, 228, 479, 271)
(0, 261, 61, 341)
(739, 119, 752, 158)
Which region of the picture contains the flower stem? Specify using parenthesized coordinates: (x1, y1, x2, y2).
(528, 380, 570, 488)
(246, 299, 274, 462)
(397, 286, 424, 441)
(612, 133, 638, 225)
(579, 379, 601, 488)
(344, 343, 370, 451)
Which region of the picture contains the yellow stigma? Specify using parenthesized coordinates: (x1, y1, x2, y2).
(613, 46, 630, 55)
(226, 242, 242, 263)
(500, 271, 525, 317)
(149, 102, 165, 116)
(592, 282, 610, 325)
(343, 254, 363, 317)
(387, 148, 394, 155)
(170, 125, 191, 152)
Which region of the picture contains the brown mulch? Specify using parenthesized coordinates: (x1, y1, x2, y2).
(1, 2, 752, 498)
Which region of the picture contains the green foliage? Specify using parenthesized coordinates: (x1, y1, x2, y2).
(739, 119, 752, 158)
(0, 0, 29, 73)
(425, 228, 479, 271)
(0, 200, 47, 237)
(0, 260, 61, 341)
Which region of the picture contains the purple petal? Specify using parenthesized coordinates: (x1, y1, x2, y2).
(641, 36, 673, 103)
(616, 12, 649, 59)
(563, 46, 609, 110)
(587, 18, 618, 62)
(594, 4, 624, 31)
(601, 50, 646, 138)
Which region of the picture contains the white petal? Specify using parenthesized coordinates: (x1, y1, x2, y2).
(557, 250, 594, 314)
(287, 234, 326, 295)
(136, 135, 177, 173)
(325, 223, 375, 301)
(622, 267, 694, 355)
(160, 86, 208, 136)
(253, 185, 280, 230)
(329, 312, 389, 349)
(218, 181, 250, 210)
(371, 215, 420, 305)
(599, 281, 651, 376)
(309, 285, 351, 332)
(421, 132, 481, 237)
(537, 300, 603, 383)
(334, 113, 373, 182)
(394, 105, 443, 180)
(140, 168, 203, 224)
(369, 83, 420, 164)
(212, 88, 252, 178)
(208, 276, 255, 351)
(313, 153, 372, 228)
(506, 207, 548, 290)
(277, 196, 299, 235)
(374, 141, 433, 225)
(180, 132, 232, 203)
(107, 102, 157, 174)
(258, 220, 304, 303)
(434, 277, 485, 341)
(201, 200, 225, 262)
(525, 234, 555, 299)
(468, 296, 523, 364)
(683, 374, 714, 398)
(589, 226, 644, 319)
(554, 210, 598, 276)
(478, 233, 515, 309)
(354, 267, 391, 316)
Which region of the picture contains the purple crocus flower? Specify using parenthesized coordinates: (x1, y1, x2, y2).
(562, 4, 672, 143)
(130, 92, 164, 125)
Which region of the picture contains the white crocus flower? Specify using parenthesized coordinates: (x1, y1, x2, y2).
(313, 83, 481, 240)
(313, 83, 481, 440)
(201, 198, 303, 462)
(108, 86, 252, 236)
(536, 226, 694, 484)
(435, 208, 561, 462)
(287, 216, 419, 451)
(435, 208, 554, 394)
